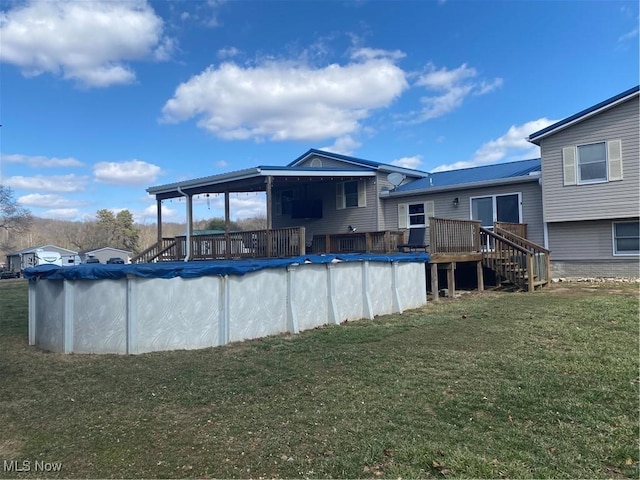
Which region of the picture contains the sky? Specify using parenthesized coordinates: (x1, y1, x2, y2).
(1, 0, 638, 224)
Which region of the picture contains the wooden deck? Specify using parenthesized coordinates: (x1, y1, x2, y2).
(131, 218, 550, 297)
(427, 217, 550, 299)
(132, 228, 405, 263)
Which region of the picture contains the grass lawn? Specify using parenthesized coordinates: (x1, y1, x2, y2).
(0, 278, 638, 479)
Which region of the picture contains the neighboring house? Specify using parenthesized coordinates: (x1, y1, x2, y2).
(80, 247, 132, 264)
(528, 85, 639, 277)
(6, 245, 79, 272)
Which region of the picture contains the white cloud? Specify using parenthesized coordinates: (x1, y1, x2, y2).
(2, 153, 83, 168)
(410, 63, 503, 122)
(4, 174, 88, 192)
(321, 135, 362, 156)
(391, 155, 423, 170)
(40, 208, 80, 220)
(94, 160, 162, 185)
(211, 194, 266, 219)
(17, 193, 86, 208)
(431, 118, 557, 172)
(619, 27, 639, 43)
(215, 160, 229, 168)
(136, 203, 178, 223)
(217, 47, 240, 59)
(160, 48, 408, 142)
(0, 0, 172, 88)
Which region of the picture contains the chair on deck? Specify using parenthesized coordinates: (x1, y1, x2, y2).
(397, 227, 428, 253)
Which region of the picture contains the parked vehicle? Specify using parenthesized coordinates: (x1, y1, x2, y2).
(0, 270, 20, 279)
(33, 251, 63, 267)
(84, 257, 101, 264)
(106, 257, 125, 264)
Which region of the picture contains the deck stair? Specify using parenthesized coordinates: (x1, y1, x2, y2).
(480, 224, 550, 291)
(130, 238, 177, 264)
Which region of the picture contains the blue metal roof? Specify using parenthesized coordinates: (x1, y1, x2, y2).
(528, 85, 639, 144)
(394, 158, 541, 192)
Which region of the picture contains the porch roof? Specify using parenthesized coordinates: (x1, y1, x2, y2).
(147, 165, 375, 200)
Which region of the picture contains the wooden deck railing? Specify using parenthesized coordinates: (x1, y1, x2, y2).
(176, 227, 306, 260)
(130, 238, 177, 264)
(480, 227, 550, 291)
(132, 227, 306, 263)
(493, 225, 551, 287)
(494, 221, 527, 238)
(429, 217, 482, 254)
(312, 231, 405, 254)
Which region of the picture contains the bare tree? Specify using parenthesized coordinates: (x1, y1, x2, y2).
(0, 185, 33, 252)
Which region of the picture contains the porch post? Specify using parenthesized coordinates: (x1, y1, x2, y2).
(224, 190, 231, 260)
(186, 193, 193, 261)
(266, 176, 273, 257)
(156, 197, 163, 243)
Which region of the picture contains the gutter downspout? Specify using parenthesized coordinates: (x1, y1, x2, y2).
(177, 186, 191, 262)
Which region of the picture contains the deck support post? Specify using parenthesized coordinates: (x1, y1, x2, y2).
(430, 262, 439, 302)
(446, 262, 456, 298)
(476, 260, 484, 292)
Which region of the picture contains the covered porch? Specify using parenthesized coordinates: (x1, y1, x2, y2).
(135, 164, 400, 263)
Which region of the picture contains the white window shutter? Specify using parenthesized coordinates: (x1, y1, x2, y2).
(398, 203, 408, 229)
(608, 139, 623, 181)
(425, 200, 435, 226)
(336, 183, 344, 210)
(562, 146, 577, 186)
(358, 180, 366, 207)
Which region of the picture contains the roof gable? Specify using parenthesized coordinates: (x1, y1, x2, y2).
(289, 149, 428, 177)
(528, 86, 639, 144)
(7, 244, 78, 256)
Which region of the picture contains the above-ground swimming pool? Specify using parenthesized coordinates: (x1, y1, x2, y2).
(24, 253, 429, 355)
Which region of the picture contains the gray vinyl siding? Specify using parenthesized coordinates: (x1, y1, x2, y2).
(540, 96, 640, 223)
(547, 218, 639, 260)
(548, 218, 640, 277)
(382, 179, 544, 245)
(296, 155, 365, 169)
(271, 178, 379, 237)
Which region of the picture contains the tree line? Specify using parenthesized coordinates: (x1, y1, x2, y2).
(0, 186, 266, 259)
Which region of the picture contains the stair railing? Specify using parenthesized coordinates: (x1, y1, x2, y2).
(480, 227, 543, 291)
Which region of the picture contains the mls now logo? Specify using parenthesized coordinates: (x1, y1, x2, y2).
(4, 460, 62, 472)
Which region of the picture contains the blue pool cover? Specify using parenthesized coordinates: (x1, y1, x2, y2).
(24, 253, 430, 281)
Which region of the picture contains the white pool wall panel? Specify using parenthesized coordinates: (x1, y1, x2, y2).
(28, 258, 427, 355)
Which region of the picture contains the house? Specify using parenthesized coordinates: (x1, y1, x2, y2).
(527, 85, 639, 277)
(273, 150, 544, 247)
(6, 245, 79, 272)
(79, 247, 132, 264)
(143, 86, 638, 282)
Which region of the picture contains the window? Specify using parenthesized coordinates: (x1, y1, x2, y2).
(578, 142, 607, 183)
(408, 203, 426, 227)
(562, 140, 623, 186)
(397, 201, 435, 228)
(275, 189, 297, 215)
(471, 193, 521, 227)
(613, 221, 639, 255)
(336, 180, 366, 209)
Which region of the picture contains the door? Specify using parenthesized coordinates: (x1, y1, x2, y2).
(471, 193, 521, 250)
